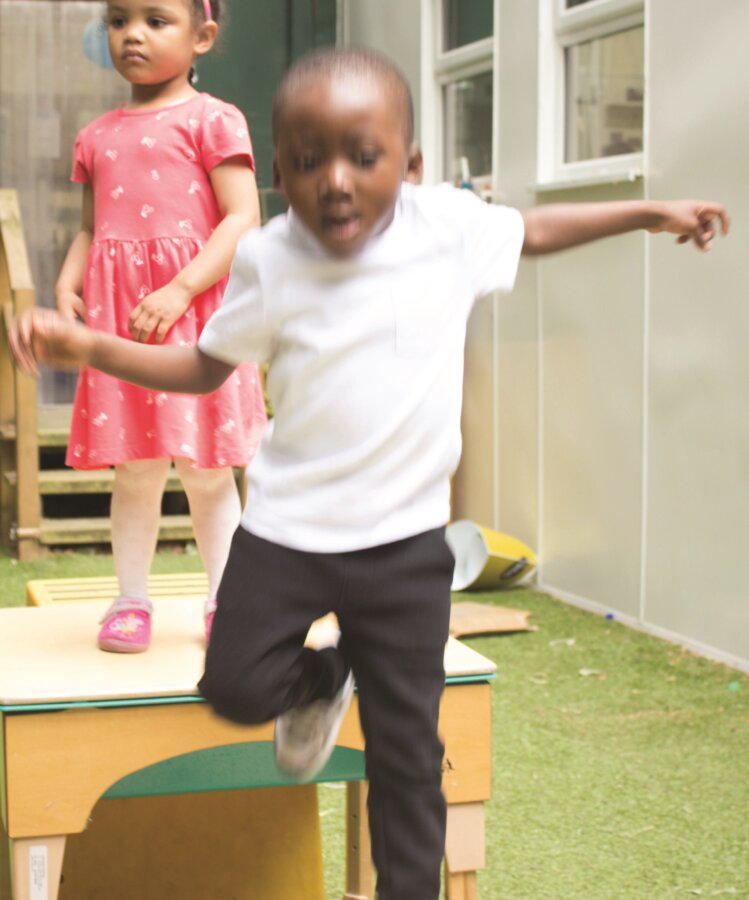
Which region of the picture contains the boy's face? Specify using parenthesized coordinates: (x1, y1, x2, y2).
(274, 74, 419, 257)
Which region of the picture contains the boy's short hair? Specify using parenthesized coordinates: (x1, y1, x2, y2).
(272, 45, 415, 147)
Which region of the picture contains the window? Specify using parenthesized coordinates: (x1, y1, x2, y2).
(565, 25, 643, 163)
(444, 71, 493, 186)
(425, 0, 494, 196)
(538, 0, 645, 187)
(443, 0, 493, 51)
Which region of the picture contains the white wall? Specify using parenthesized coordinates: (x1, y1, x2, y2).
(644, 1, 749, 667)
(341, 0, 749, 671)
(500, 0, 749, 671)
(339, 0, 422, 138)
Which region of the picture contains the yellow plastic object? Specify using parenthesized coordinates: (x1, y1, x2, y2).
(447, 520, 537, 591)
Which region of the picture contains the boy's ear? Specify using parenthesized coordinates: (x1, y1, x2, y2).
(405, 144, 424, 185)
(194, 20, 219, 57)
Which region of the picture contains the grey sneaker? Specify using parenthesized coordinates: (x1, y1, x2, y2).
(274, 671, 355, 782)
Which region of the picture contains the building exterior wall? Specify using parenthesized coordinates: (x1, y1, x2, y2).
(644, 1, 749, 666)
(345, 0, 749, 670)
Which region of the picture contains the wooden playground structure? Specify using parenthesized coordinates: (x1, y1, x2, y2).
(0, 189, 39, 561)
(0, 189, 196, 559)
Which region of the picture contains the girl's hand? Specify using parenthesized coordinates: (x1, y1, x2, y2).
(56, 290, 86, 322)
(128, 283, 192, 344)
(648, 200, 730, 251)
(8, 308, 94, 377)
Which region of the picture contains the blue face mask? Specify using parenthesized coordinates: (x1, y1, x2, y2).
(82, 18, 115, 71)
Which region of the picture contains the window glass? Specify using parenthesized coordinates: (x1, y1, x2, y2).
(564, 26, 644, 163)
(566, 0, 596, 7)
(443, 0, 493, 51)
(443, 71, 493, 183)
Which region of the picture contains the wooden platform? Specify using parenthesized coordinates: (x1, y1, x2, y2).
(0, 601, 496, 900)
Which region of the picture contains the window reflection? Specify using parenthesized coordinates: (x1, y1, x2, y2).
(444, 71, 493, 188)
(564, 26, 644, 163)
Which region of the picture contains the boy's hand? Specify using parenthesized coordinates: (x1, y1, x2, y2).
(128, 283, 192, 344)
(649, 200, 730, 251)
(55, 290, 86, 322)
(8, 308, 94, 377)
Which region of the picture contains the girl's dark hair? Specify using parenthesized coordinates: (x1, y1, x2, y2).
(188, 0, 223, 85)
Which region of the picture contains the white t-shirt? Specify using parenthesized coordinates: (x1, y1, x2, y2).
(199, 182, 524, 552)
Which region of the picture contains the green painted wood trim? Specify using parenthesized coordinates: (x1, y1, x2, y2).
(102, 743, 366, 798)
(0, 695, 204, 713)
(0, 674, 494, 713)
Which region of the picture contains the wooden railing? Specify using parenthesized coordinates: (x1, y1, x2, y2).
(0, 189, 41, 560)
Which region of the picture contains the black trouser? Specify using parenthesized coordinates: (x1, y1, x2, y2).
(199, 525, 454, 900)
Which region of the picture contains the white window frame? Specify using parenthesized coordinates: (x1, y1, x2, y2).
(536, 0, 645, 190)
(420, 0, 497, 192)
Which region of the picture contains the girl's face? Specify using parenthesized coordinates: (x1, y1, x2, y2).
(105, 0, 213, 91)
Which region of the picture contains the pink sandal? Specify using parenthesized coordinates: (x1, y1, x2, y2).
(98, 597, 153, 653)
(204, 597, 217, 646)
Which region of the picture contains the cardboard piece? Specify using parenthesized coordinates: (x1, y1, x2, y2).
(449, 601, 533, 638)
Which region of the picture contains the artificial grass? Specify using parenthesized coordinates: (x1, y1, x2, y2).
(1, 549, 747, 898)
(471, 590, 748, 899)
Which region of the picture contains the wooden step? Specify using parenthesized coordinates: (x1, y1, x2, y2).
(39, 514, 194, 545)
(38, 467, 185, 495)
(4, 468, 186, 494)
(1, 404, 73, 447)
(38, 403, 73, 447)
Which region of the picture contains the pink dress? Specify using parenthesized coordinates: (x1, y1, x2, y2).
(67, 93, 267, 470)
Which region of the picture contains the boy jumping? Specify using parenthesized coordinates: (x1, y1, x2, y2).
(10, 46, 728, 900)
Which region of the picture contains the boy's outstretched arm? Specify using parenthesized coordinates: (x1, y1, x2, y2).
(521, 199, 729, 256)
(9, 308, 235, 395)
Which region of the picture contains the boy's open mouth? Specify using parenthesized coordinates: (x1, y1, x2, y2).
(322, 214, 361, 242)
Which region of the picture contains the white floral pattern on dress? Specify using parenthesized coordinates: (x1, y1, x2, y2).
(67, 94, 267, 470)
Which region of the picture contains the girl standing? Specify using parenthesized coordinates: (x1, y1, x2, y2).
(56, 0, 267, 652)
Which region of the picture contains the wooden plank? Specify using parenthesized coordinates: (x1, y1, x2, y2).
(344, 781, 374, 900)
(36, 467, 184, 495)
(58, 788, 324, 900)
(0, 191, 34, 291)
(39, 514, 193, 545)
(27, 572, 210, 606)
(13, 291, 39, 561)
(5, 705, 276, 836)
(0, 191, 40, 559)
(37, 404, 72, 447)
(0, 405, 73, 446)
